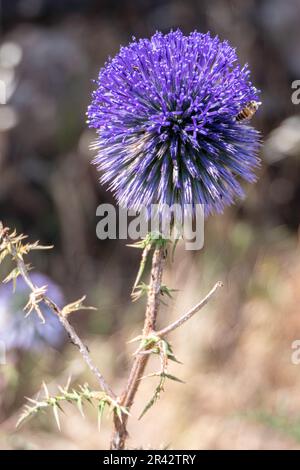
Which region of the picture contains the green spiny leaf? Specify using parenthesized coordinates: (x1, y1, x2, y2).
(162, 372, 185, 384)
(17, 384, 109, 430)
(138, 375, 165, 420)
(162, 340, 182, 364)
(160, 285, 178, 299)
(167, 353, 183, 364)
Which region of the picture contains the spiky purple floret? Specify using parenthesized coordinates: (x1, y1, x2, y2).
(88, 30, 260, 216)
(0, 273, 66, 352)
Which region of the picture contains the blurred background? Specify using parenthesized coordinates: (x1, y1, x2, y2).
(1, 0, 300, 450)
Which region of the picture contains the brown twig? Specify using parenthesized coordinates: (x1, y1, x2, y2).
(0, 222, 115, 399)
(110, 245, 165, 450)
(155, 281, 223, 338)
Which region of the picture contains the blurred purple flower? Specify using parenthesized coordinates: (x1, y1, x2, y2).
(88, 30, 261, 216)
(0, 273, 66, 352)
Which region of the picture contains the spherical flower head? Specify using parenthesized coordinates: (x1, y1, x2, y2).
(88, 30, 261, 217)
(0, 273, 66, 352)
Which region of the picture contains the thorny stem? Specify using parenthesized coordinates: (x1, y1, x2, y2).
(1, 222, 222, 450)
(111, 245, 166, 450)
(111, 249, 222, 449)
(44, 297, 116, 398)
(0, 223, 116, 399)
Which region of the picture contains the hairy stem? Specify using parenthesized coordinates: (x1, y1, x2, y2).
(111, 245, 165, 450)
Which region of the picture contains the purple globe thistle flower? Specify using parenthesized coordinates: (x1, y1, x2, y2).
(88, 30, 261, 216)
(0, 273, 66, 352)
